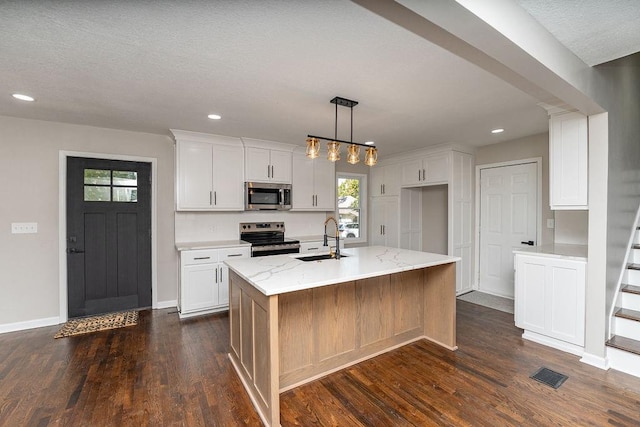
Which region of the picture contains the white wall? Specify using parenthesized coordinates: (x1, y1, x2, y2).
(0, 116, 176, 327)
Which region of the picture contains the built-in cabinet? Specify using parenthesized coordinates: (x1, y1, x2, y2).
(179, 245, 250, 318)
(291, 152, 335, 211)
(243, 138, 295, 184)
(401, 152, 449, 187)
(514, 252, 586, 353)
(371, 163, 400, 197)
(371, 197, 399, 247)
(371, 149, 474, 294)
(172, 130, 245, 211)
(547, 110, 588, 210)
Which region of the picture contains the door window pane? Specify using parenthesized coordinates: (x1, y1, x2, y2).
(84, 186, 111, 201)
(84, 169, 111, 185)
(113, 171, 137, 186)
(113, 187, 138, 202)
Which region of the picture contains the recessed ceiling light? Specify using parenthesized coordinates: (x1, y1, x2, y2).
(491, 128, 504, 134)
(12, 93, 35, 102)
(207, 114, 221, 120)
(364, 141, 375, 145)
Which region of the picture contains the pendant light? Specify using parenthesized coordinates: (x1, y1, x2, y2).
(306, 96, 377, 166)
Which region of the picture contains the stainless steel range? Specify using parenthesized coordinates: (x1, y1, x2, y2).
(239, 222, 300, 257)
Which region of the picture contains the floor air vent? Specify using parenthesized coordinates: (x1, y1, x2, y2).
(530, 367, 568, 389)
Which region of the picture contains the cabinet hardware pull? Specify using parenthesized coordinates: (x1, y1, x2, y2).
(209, 191, 212, 205)
(194, 256, 210, 260)
(271, 165, 274, 178)
(308, 247, 319, 251)
(520, 240, 535, 246)
(219, 268, 223, 282)
(267, 165, 271, 178)
(422, 169, 426, 181)
(227, 253, 243, 257)
(380, 225, 383, 235)
(214, 191, 217, 205)
(382, 225, 385, 235)
(418, 170, 421, 181)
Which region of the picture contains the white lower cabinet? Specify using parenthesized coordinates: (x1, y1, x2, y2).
(514, 253, 586, 352)
(179, 246, 250, 318)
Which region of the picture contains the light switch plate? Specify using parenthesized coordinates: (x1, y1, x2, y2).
(547, 219, 555, 229)
(11, 222, 38, 234)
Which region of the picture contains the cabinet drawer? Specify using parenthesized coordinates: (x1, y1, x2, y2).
(219, 246, 251, 260)
(182, 249, 218, 265)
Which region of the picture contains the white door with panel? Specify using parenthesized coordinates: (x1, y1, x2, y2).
(479, 162, 537, 298)
(371, 197, 399, 247)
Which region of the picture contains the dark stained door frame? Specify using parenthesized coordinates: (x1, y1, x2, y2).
(66, 156, 152, 318)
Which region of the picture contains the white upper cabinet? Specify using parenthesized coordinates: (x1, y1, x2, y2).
(401, 152, 449, 186)
(173, 130, 244, 211)
(371, 163, 400, 197)
(549, 111, 588, 209)
(243, 138, 295, 184)
(371, 196, 399, 247)
(291, 152, 335, 211)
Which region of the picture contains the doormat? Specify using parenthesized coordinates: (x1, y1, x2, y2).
(530, 367, 568, 389)
(54, 310, 138, 338)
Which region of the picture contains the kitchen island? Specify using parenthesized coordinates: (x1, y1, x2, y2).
(225, 246, 459, 427)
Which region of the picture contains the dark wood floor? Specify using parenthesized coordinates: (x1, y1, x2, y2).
(2, 302, 640, 426)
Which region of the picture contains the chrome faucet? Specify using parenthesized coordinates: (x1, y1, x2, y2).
(323, 216, 341, 259)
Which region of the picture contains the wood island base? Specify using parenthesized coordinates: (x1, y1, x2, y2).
(228, 262, 456, 427)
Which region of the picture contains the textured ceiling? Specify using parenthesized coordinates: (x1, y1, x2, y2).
(517, 0, 640, 66)
(0, 1, 636, 156)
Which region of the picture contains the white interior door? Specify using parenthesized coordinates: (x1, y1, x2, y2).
(479, 162, 538, 298)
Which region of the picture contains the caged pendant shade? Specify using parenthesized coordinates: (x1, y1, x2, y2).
(306, 96, 377, 166)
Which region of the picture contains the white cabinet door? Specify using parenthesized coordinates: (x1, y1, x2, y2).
(181, 263, 218, 313)
(313, 158, 335, 210)
(371, 197, 399, 247)
(401, 154, 450, 187)
(245, 147, 271, 182)
(547, 258, 586, 346)
(549, 112, 588, 209)
(270, 150, 292, 183)
(371, 164, 400, 196)
(245, 147, 292, 183)
(292, 153, 335, 211)
(292, 154, 316, 210)
(424, 153, 449, 183)
(177, 141, 213, 209)
(515, 255, 547, 334)
(401, 159, 423, 186)
(212, 144, 244, 210)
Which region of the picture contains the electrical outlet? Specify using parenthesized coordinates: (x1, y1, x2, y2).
(11, 222, 38, 234)
(547, 219, 555, 229)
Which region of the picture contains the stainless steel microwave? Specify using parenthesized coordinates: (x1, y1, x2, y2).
(245, 182, 292, 210)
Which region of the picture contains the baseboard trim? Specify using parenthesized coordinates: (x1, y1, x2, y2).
(580, 352, 610, 370)
(0, 316, 61, 334)
(522, 330, 584, 356)
(155, 300, 178, 309)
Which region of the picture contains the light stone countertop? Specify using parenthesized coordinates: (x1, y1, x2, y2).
(513, 243, 588, 261)
(224, 245, 460, 296)
(175, 240, 250, 251)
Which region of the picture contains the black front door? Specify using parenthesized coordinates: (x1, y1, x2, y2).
(67, 157, 152, 318)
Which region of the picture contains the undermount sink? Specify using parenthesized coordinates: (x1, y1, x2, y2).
(296, 253, 348, 262)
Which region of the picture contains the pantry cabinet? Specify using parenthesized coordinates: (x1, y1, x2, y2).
(371, 197, 399, 247)
(549, 111, 588, 209)
(172, 130, 244, 211)
(291, 152, 335, 211)
(179, 246, 250, 318)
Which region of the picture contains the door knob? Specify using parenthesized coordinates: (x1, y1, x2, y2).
(67, 248, 85, 254)
(520, 240, 535, 246)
